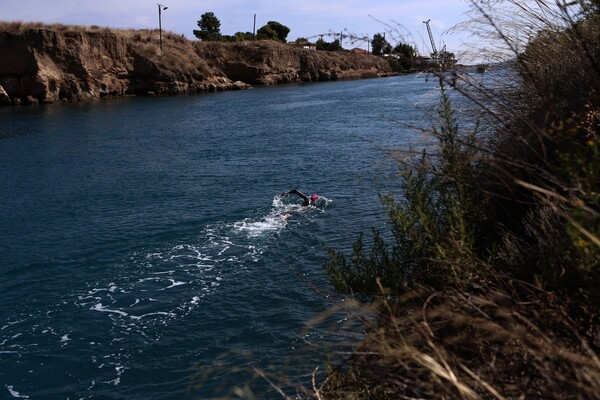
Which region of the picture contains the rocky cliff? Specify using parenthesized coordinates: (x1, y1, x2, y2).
(0, 26, 393, 106)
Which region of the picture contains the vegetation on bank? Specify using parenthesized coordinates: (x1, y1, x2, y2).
(191, 11, 424, 72)
(193, 12, 290, 43)
(316, 0, 600, 398)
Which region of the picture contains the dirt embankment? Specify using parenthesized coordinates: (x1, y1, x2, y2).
(0, 27, 393, 106)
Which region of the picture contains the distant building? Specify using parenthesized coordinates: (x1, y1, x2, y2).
(292, 39, 316, 51)
(350, 48, 369, 55)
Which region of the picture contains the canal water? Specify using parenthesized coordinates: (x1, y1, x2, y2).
(0, 74, 448, 399)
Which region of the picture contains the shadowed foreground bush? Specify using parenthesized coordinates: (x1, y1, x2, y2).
(319, 1, 600, 398)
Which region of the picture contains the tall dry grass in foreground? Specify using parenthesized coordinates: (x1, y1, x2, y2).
(317, 0, 600, 399)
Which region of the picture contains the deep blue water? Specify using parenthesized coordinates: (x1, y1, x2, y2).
(0, 75, 444, 399)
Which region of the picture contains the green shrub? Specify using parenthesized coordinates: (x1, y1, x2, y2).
(324, 83, 484, 296)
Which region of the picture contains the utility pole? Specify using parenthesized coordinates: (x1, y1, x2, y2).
(157, 4, 168, 53)
(253, 14, 256, 39)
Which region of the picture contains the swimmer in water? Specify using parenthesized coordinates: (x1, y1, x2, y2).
(281, 189, 319, 207)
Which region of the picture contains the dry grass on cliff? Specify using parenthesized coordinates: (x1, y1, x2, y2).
(0, 20, 112, 32)
(0, 21, 187, 45)
(126, 30, 213, 79)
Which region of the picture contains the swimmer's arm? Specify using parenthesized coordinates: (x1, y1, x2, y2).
(281, 189, 310, 206)
(287, 189, 308, 201)
(285, 189, 309, 206)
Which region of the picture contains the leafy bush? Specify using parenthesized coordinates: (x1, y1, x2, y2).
(256, 21, 290, 42)
(484, 11, 600, 305)
(324, 83, 483, 296)
(316, 38, 343, 52)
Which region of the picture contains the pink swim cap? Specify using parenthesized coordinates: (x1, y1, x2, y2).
(310, 194, 319, 201)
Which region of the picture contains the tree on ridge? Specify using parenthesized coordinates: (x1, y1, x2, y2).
(194, 12, 221, 41)
(256, 21, 290, 42)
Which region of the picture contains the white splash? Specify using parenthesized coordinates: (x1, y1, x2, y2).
(165, 279, 186, 289)
(105, 364, 125, 386)
(6, 386, 29, 399)
(91, 303, 128, 317)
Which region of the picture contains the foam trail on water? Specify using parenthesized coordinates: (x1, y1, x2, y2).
(76, 195, 311, 330)
(6, 386, 29, 399)
(68, 193, 333, 390)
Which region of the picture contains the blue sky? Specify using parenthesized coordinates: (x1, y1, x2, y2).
(3, 0, 473, 56)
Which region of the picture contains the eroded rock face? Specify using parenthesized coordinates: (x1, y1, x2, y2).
(0, 27, 392, 106)
(195, 41, 391, 86)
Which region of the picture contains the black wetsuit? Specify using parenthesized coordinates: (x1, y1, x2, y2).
(283, 189, 310, 206)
